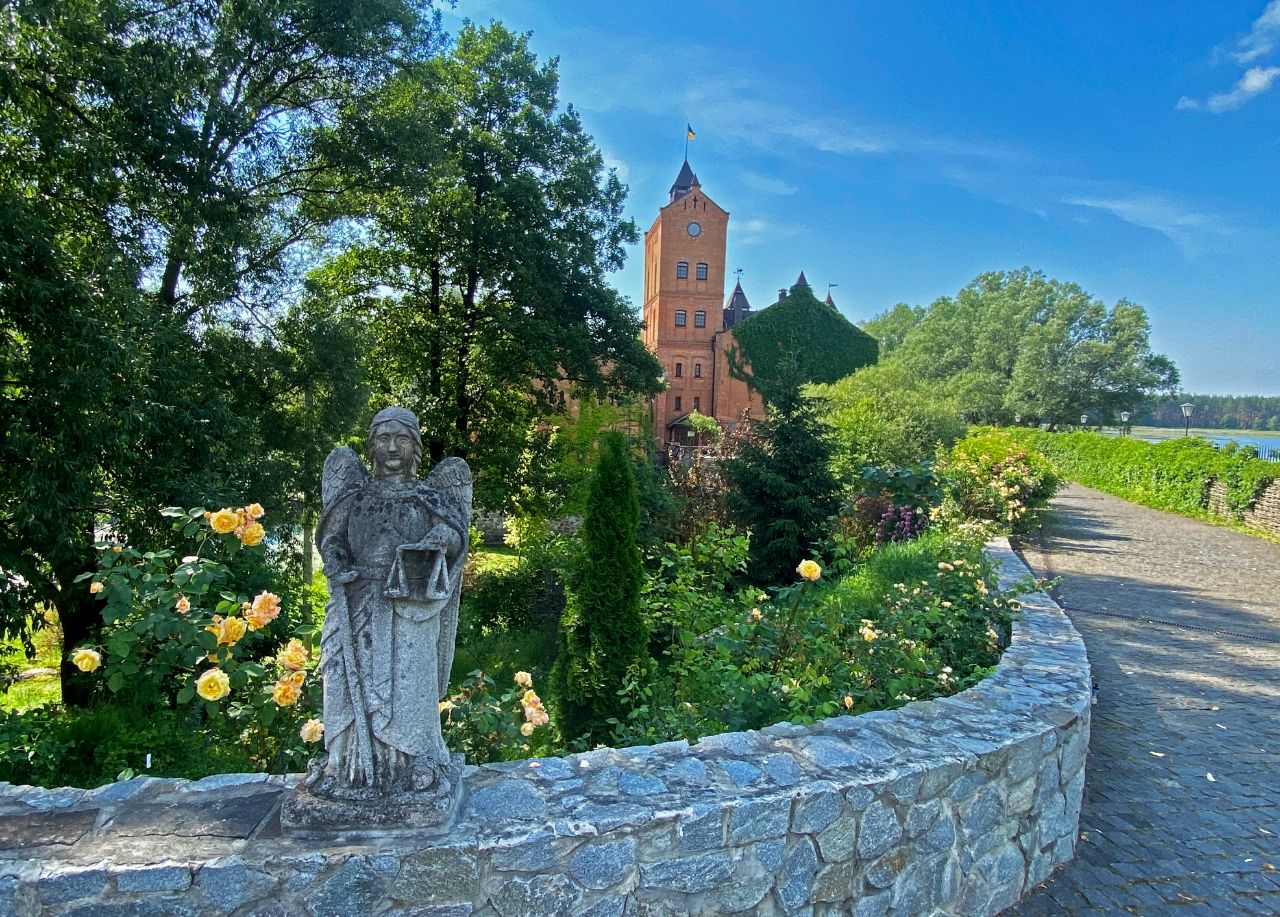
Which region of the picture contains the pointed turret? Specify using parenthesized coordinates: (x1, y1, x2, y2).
(669, 160, 698, 203)
(824, 291, 836, 307)
(795, 271, 810, 288)
(723, 280, 752, 330)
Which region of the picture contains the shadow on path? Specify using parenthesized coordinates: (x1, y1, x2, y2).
(1009, 484, 1280, 916)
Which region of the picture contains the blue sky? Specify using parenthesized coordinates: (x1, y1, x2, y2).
(443, 1, 1280, 395)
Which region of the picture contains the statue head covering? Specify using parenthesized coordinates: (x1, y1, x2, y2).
(369, 407, 422, 445)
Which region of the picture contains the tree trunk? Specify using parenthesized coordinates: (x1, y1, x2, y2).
(428, 260, 444, 465)
(56, 587, 98, 708)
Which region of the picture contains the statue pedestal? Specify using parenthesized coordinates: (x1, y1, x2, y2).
(280, 754, 464, 834)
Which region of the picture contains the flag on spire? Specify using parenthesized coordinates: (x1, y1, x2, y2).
(686, 123, 696, 141)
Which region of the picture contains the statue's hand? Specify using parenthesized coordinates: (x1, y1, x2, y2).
(408, 523, 459, 553)
(335, 569, 359, 585)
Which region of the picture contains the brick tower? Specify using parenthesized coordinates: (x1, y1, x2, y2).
(643, 161, 730, 443)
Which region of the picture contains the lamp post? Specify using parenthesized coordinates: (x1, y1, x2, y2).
(1180, 402, 1195, 437)
(1080, 414, 1089, 430)
(1120, 411, 1131, 437)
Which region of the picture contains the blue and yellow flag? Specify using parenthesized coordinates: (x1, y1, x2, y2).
(687, 123, 696, 141)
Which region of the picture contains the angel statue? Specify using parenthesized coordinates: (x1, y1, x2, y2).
(284, 407, 471, 829)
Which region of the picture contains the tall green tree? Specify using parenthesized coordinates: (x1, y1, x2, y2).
(552, 432, 646, 743)
(865, 268, 1179, 425)
(307, 22, 661, 507)
(0, 0, 426, 702)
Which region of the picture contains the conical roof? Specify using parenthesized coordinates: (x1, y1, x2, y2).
(669, 159, 698, 202)
(795, 271, 810, 288)
(824, 291, 836, 307)
(723, 280, 752, 330)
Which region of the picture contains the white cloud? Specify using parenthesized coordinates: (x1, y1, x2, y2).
(729, 218, 802, 247)
(739, 171, 797, 196)
(1064, 194, 1231, 254)
(1182, 4, 1280, 112)
(1234, 0, 1280, 64)
(1179, 65, 1280, 112)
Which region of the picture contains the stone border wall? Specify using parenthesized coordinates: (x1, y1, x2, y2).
(1, 539, 1091, 917)
(1208, 478, 1280, 537)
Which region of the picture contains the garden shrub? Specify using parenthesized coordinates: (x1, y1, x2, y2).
(999, 428, 1280, 520)
(813, 362, 967, 479)
(938, 430, 1061, 528)
(609, 526, 1025, 748)
(552, 432, 648, 743)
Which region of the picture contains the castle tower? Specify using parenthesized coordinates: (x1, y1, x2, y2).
(643, 160, 730, 440)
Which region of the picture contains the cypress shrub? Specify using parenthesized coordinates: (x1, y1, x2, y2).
(551, 432, 647, 743)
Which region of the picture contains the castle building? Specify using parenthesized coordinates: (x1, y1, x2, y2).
(642, 161, 766, 448)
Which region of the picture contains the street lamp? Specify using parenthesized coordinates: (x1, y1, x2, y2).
(1120, 411, 1131, 437)
(1180, 402, 1195, 437)
(1080, 414, 1089, 429)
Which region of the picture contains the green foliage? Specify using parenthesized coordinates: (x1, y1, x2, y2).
(727, 280, 878, 402)
(308, 21, 661, 507)
(1143, 393, 1280, 431)
(867, 268, 1179, 425)
(609, 527, 1022, 747)
(441, 670, 555, 764)
(552, 433, 647, 743)
(722, 356, 841, 585)
(466, 533, 569, 633)
(813, 361, 968, 477)
(999, 428, 1280, 519)
(937, 430, 1061, 529)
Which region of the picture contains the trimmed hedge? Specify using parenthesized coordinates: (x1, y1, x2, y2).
(999, 428, 1280, 519)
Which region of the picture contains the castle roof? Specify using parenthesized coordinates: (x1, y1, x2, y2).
(795, 270, 810, 288)
(824, 291, 836, 307)
(669, 159, 698, 202)
(723, 280, 752, 330)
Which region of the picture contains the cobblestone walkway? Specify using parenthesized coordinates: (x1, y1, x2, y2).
(1010, 484, 1280, 915)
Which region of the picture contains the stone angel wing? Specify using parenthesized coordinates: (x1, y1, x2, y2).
(321, 446, 370, 511)
(423, 457, 472, 696)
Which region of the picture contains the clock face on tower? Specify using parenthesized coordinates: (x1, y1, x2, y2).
(687, 221, 701, 238)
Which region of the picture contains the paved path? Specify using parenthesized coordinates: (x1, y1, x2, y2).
(1010, 484, 1280, 915)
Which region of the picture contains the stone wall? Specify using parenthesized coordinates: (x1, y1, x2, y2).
(470, 511, 582, 546)
(1208, 478, 1280, 537)
(0, 540, 1091, 917)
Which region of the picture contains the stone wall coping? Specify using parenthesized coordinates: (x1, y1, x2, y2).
(0, 537, 1092, 916)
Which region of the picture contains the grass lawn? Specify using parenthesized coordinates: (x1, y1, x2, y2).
(1, 617, 62, 712)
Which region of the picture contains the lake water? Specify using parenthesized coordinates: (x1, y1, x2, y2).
(1136, 432, 1280, 458)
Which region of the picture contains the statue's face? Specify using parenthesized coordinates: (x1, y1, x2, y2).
(371, 421, 419, 480)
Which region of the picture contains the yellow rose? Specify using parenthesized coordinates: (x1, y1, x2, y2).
(514, 671, 533, 689)
(299, 718, 324, 743)
(240, 522, 265, 547)
(245, 591, 280, 630)
(71, 647, 101, 672)
(796, 559, 821, 582)
(272, 675, 302, 706)
(112, 545, 123, 554)
(278, 638, 309, 671)
(207, 615, 248, 647)
(519, 722, 535, 737)
(209, 509, 239, 534)
(244, 503, 265, 519)
(196, 668, 230, 701)
(89, 581, 104, 594)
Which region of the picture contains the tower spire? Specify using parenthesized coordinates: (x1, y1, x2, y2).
(669, 159, 698, 202)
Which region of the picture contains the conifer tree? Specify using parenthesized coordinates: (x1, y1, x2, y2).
(722, 351, 840, 584)
(552, 432, 647, 742)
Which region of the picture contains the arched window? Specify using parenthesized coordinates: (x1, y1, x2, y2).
(696, 262, 708, 281)
(675, 310, 687, 327)
(676, 261, 689, 279)
(694, 310, 706, 328)
(693, 363, 702, 378)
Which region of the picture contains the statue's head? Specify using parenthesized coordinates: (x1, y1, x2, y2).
(369, 407, 423, 481)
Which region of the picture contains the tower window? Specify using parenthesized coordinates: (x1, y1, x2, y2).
(675, 310, 686, 327)
(696, 262, 708, 281)
(674, 362, 683, 378)
(694, 310, 706, 328)
(693, 363, 702, 378)
(674, 396, 682, 412)
(676, 261, 689, 279)
(693, 397, 701, 412)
